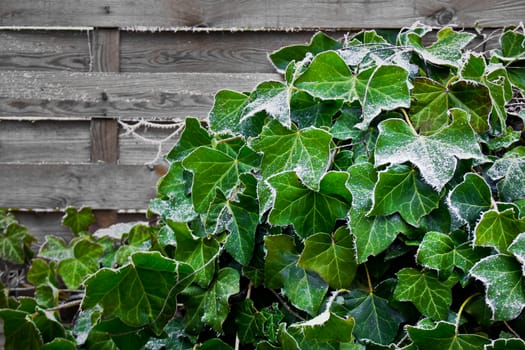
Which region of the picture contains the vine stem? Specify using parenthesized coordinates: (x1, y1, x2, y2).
(456, 293, 480, 333)
(364, 263, 373, 294)
(504, 321, 521, 338)
(269, 288, 305, 321)
(401, 109, 417, 134)
(46, 299, 82, 312)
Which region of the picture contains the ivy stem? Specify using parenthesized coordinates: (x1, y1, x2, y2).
(215, 135, 243, 145)
(455, 293, 480, 333)
(504, 321, 521, 338)
(269, 288, 305, 321)
(401, 109, 417, 134)
(364, 263, 373, 294)
(46, 299, 82, 312)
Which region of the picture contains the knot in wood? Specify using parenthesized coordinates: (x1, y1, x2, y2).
(435, 7, 455, 25)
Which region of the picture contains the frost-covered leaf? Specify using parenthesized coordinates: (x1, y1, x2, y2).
(334, 289, 404, 345)
(57, 238, 103, 289)
(394, 268, 457, 320)
(507, 60, 525, 90)
(298, 227, 358, 289)
(0, 309, 43, 350)
(407, 321, 490, 350)
(290, 91, 343, 129)
(461, 52, 486, 80)
(82, 251, 194, 334)
(182, 145, 260, 212)
(447, 173, 493, 230)
(209, 90, 249, 133)
(243, 81, 291, 127)
(409, 77, 492, 134)
(347, 163, 409, 262)
(374, 109, 484, 191)
(143, 318, 195, 350)
(267, 171, 352, 238)
(167, 117, 211, 162)
(331, 104, 363, 141)
(174, 227, 219, 288)
(0, 223, 33, 264)
(487, 146, 525, 202)
(61, 207, 96, 236)
(509, 233, 525, 275)
(180, 267, 239, 334)
(470, 254, 525, 320)
(251, 120, 332, 190)
(474, 208, 525, 253)
(270, 31, 342, 71)
(407, 27, 476, 66)
(498, 29, 525, 60)
(485, 338, 525, 349)
(369, 164, 440, 227)
(196, 338, 233, 350)
(289, 310, 354, 344)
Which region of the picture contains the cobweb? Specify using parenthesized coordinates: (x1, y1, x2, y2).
(118, 119, 184, 165)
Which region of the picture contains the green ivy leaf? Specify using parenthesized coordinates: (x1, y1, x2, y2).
(291, 91, 343, 129)
(374, 109, 484, 191)
(0, 309, 43, 350)
(507, 60, 525, 90)
(498, 29, 525, 60)
(406, 321, 490, 350)
(182, 144, 260, 212)
(487, 146, 525, 202)
(196, 338, 233, 350)
(234, 299, 266, 345)
(264, 234, 298, 289)
(38, 236, 72, 261)
(394, 268, 457, 320)
(243, 81, 292, 127)
(298, 227, 358, 289)
(347, 163, 409, 262)
(180, 267, 239, 334)
(474, 208, 525, 253)
(143, 318, 195, 350)
(447, 173, 493, 230)
(269, 31, 342, 72)
(486, 338, 525, 349)
(42, 338, 77, 350)
(288, 310, 355, 344)
(267, 171, 352, 238)
(209, 90, 249, 133)
(82, 251, 194, 334)
(61, 207, 96, 236)
(335, 289, 404, 345)
(251, 120, 332, 190)
(369, 164, 440, 227)
(57, 238, 104, 289)
(470, 254, 525, 320)
(167, 117, 212, 162)
(509, 233, 525, 275)
(0, 223, 33, 264)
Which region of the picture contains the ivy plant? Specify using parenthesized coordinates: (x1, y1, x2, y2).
(1, 23, 525, 349)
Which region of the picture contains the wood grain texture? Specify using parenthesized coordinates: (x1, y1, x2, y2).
(1, 0, 524, 28)
(0, 164, 160, 210)
(0, 120, 90, 163)
(0, 30, 90, 71)
(0, 71, 280, 120)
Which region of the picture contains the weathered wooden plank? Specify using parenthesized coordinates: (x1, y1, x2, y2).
(0, 30, 90, 71)
(0, 71, 279, 120)
(0, 164, 160, 210)
(0, 120, 91, 163)
(1, 0, 524, 28)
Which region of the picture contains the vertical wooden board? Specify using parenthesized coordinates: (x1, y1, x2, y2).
(0, 120, 91, 163)
(90, 119, 119, 163)
(0, 30, 91, 71)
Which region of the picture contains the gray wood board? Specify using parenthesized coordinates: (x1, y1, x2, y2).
(0, 71, 279, 119)
(1, 0, 524, 28)
(0, 163, 161, 209)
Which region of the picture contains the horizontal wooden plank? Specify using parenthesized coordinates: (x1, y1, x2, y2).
(1, 0, 524, 29)
(0, 120, 91, 163)
(0, 30, 90, 71)
(0, 164, 161, 210)
(0, 71, 280, 120)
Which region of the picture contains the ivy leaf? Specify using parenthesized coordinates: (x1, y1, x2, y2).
(509, 233, 525, 274)
(251, 120, 332, 190)
(0, 309, 43, 350)
(470, 254, 525, 320)
(264, 234, 298, 289)
(487, 146, 525, 202)
(486, 338, 525, 349)
(234, 300, 265, 345)
(174, 227, 219, 288)
(507, 60, 525, 90)
(407, 26, 476, 66)
(243, 81, 291, 127)
(180, 267, 240, 334)
(143, 318, 195, 350)
(269, 31, 342, 72)
(62, 207, 96, 236)
(447, 173, 493, 230)
(0, 223, 33, 264)
(335, 289, 404, 345)
(182, 145, 260, 213)
(417, 231, 491, 275)
(82, 251, 194, 334)
(474, 208, 525, 253)
(267, 171, 352, 238)
(374, 109, 484, 191)
(167, 117, 212, 162)
(291, 91, 343, 129)
(38, 236, 72, 261)
(394, 268, 457, 320)
(289, 311, 355, 344)
(209, 90, 249, 133)
(347, 163, 409, 262)
(298, 227, 358, 289)
(498, 29, 525, 60)
(369, 164, 440, 227)
(196, 338, 233, 350)
(42, 338, 77, 350)
(407, 321, 490, 350)
(57, 238, 104, 289)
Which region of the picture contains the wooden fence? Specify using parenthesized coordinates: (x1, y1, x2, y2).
(0, 0, 524, 241)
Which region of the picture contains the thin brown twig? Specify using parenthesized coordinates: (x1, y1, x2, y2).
(269, 288, 305, 321)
